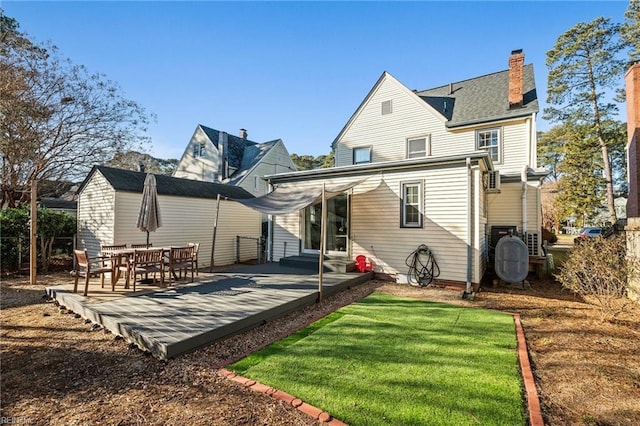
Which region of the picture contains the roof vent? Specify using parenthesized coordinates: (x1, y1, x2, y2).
(239, 128, 248, 139)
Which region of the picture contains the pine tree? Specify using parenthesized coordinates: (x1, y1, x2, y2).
(621, 0, 640, 64)
(545, 17, 626, 223)
(555, 124, 605, 227)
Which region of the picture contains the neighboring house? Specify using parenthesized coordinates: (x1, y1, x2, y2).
(38, 181, 79, 217)
(263, 50, 546, 288)
(77, 166, 261, 267)
(40, 198, 77, 218)
(172, 125, 297, 196)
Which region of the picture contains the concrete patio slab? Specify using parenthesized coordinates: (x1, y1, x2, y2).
(46, 263, 373, 360)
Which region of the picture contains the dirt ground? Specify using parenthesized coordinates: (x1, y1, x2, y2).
(1, 272, 639, 425)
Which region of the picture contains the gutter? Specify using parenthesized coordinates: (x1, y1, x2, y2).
(522, 165, 529, 235)
(445, 111, 537, 130)
(266, 152, 493, 183)
(463, 156, 474, 299)
(267, 178, 274, 262)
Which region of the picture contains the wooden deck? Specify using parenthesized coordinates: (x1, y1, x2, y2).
(46, 263, 373, 360)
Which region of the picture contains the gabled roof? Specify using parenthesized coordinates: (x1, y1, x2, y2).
(79, 166, 254, 200)
(332, 71, 444, 150)
(416, 64, 538, 128)
(199, 125, 257, 170)
(332, 64, 538, 149)
(225, 139, 283, 186)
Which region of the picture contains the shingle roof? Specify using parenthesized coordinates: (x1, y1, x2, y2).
(225, 140, 281, 186)
(416, 64, 538, 128)
(199, 125, 257, 170)
(80, 166, 255, 200)
(40, 198, 77, 210)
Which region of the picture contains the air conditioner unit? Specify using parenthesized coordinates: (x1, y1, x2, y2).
(486, 170, 500, 192)
(526, 232, 540, 256)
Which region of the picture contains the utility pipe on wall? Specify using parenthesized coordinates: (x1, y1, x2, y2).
(522, 165, 529, 235)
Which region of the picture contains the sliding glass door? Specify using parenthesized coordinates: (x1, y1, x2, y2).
(302, 194, 348, 256)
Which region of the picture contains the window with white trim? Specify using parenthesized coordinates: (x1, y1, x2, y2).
(193, 143, 205, 158)
(401, 182, 423, 228)
(407, 136, 429, 159)
(382, 100, 392, 115)
(353, 146, 372, 164)
(476, 128, 500, 163)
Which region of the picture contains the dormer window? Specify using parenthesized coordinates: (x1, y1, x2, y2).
(476, 128, 500, 163)
(193, 143, 205, 158)
(407, 136, 430, 159)
(382, 100, 392, 115)
(353, 146, 372, 164)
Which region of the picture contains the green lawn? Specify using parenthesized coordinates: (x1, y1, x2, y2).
(229, 293, 525, 426)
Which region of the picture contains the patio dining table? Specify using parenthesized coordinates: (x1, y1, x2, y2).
(103, 247, 173, 288)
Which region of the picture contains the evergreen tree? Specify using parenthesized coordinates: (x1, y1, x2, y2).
(537, 128, 567, 182)
(555, 124, 605, 227)
(290, 152, 334, 170)
(622, 0, 640, 64)
(545, 17, 626, 223)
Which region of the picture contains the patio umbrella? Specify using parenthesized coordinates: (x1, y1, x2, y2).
(137, 173, 161, 246)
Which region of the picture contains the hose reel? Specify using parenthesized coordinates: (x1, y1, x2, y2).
(405, 244, 440, 287)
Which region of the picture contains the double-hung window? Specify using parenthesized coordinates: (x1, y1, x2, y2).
(353, 146, 372, 165)
(193, 143, 205, 158)
(401, 181, 423, 228)
(407, 136, 429, 159)
(476, 128, 500, 163)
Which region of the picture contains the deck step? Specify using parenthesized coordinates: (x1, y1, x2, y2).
(279, 255, 357, 273)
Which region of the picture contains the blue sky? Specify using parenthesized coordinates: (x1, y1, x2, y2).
(3, 1, 631, 160)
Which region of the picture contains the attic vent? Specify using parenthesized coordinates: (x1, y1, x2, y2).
(485, 171, 501, 192)
(526, 232, 540, 256)
(382, 100, 392, 115)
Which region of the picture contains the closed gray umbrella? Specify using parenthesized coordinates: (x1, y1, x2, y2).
(137, 173, 161, 246)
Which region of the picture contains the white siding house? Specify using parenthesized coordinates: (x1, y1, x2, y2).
(173, 125, 297, 196)
(77, 166, 261, 267)
(266, 50, 546, 288)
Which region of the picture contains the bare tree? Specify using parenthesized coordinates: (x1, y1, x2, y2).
(541, 181, 562, 233)
(0, 11, 153, 206)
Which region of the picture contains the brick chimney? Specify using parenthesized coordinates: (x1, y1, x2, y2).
(508, 49, 525, 108)
(626, 63, 640, 217)
(239, 128, 248, 139)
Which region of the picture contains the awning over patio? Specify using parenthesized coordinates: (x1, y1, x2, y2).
(232, 178, 370, 216)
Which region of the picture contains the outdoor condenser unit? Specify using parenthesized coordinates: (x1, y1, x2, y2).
(489, 225, 518, 262)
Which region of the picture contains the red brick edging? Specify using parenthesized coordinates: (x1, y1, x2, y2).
(513, 313, 545, 426)
(218, 368, 347, 425)
(219, 311, 545, 426)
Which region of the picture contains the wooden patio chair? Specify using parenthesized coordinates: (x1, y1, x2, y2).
(124, 248, 165, 291)
(167, 246, 195, 285)
(187, 242, 200, 275)
(73, 250, 113, 296)
(100, 244, 129, 288)
(101, 244, 127, 253)
(131, 243, 152, 249)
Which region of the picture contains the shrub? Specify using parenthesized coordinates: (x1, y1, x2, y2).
(556, 234, 636, 321)
(542, 227, 558, 244)
(0, 206, 76, 274)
